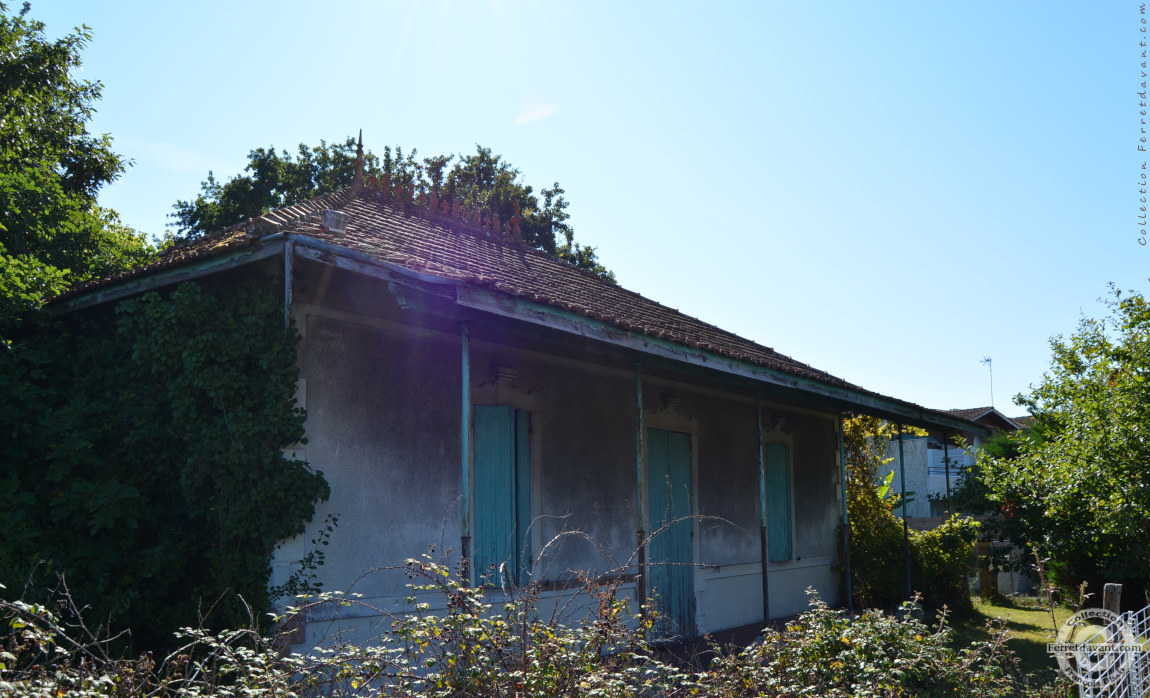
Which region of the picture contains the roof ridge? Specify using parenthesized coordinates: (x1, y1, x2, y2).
(250, 189, 352, 233)
(357, 174, 526, 245)
(160, 189, 354, 259)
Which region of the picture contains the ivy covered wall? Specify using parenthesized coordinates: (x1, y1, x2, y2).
(0, 274, 328, 650)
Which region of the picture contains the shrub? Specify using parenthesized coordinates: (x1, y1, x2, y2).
(0, 278, 328, 651)
(696, 592, 1061, 697)
(911, 514, 979, 613)
(0, 563, 1074, 697)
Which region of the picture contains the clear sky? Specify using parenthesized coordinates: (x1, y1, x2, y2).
(34, 1, 1144, 415)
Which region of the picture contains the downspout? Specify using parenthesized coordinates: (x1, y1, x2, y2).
(635, 363, 646, 615)
(460, 323, 472, 582)
(898, 426, 911, 599)
(283, 237, 294, 329)
(758, 395, 770, 624)
(838, 411, 853, 613)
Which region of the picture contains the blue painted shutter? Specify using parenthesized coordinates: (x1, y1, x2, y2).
(647, 428, 695, 638)
(473, 406, 529, 585)
(765, 443, 793, 562)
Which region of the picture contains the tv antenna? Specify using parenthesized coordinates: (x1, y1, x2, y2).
(980, 356, 993, 407)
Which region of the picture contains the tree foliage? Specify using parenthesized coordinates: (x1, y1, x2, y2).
(169, 139, 376, 239)
(0, 278, 328, 650)
(978, 285, 1150, 601)
(0, 5, 329, 651)
(0, 3, 153, 331)
(171, 140, 616, 282)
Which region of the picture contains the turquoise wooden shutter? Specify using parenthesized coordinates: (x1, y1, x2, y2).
(473, 405, 529, 585)
(765, 443, 793, 562)
(647, 428, 695, 638)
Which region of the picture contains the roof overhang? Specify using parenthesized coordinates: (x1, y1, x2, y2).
(55, 234, 286, 313)
(453, 284, 984, 435)
(55, 234, 987, 437)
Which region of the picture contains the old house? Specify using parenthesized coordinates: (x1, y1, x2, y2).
(60, 164, 979, 647)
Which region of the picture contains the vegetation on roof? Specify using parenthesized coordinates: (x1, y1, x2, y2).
(170, 140, 616, 282)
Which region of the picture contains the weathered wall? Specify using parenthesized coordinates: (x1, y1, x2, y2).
(468, 342, 637, 580)
(273, 268, 845, 639)
(687, 389, 760, 568)
(791, 413, 840, 559)
(273, 312, 463, 600)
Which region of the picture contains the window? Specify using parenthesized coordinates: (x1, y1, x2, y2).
(472, 405, 531, 585)
(764, 443, 793, 562)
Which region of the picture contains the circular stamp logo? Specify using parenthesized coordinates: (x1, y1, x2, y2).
(1047, 608, 1137, 690)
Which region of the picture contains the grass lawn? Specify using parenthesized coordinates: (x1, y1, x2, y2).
(949, 595, 1074, 686)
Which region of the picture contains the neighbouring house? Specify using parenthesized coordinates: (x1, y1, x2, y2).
(58, 162, 983, 648)
(880, 406, 1030, 594)
(881, 406, 1021, 522)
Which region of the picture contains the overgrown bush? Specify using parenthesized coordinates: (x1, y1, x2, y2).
(0, 560, 1071, 697)
(696, 594, 1051, 697)
(910, 514, 979, 613)
(0, 277, 328, 650)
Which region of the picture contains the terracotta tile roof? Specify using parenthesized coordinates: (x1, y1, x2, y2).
(1011, 415, 1035, 429)
(944, 407, 995, 422)
(305, 190, 859, 388)
(943, 407, 1021, 431)
(57, 187, 977, 419)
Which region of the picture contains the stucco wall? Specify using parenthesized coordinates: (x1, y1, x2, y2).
(791, 413, 840, 559)
(272, 313, 463, 601)
(272, 274, 844, 640)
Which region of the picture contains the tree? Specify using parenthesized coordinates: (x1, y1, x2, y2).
(171, 140, 616, 282)
(170, 138, 377, 237)
(978, 285, 1150, 604)
(0, 5, 326, 651)
(0, 3, 153, 332)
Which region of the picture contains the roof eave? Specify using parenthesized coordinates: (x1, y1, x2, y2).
(53, 233, 988, 437)
(53, 235, 285, 313)
(453, 283, 986, 435)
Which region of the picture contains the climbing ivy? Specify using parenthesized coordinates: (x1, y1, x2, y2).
(0, 277, 328, 650)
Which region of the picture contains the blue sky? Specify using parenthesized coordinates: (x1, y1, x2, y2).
(35, 1, 1143, 414)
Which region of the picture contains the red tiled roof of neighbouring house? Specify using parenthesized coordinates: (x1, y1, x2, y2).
(944, 407, 995, 422)
(943, 407, 1021, 431)
(1011, 415, 1035, 429)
